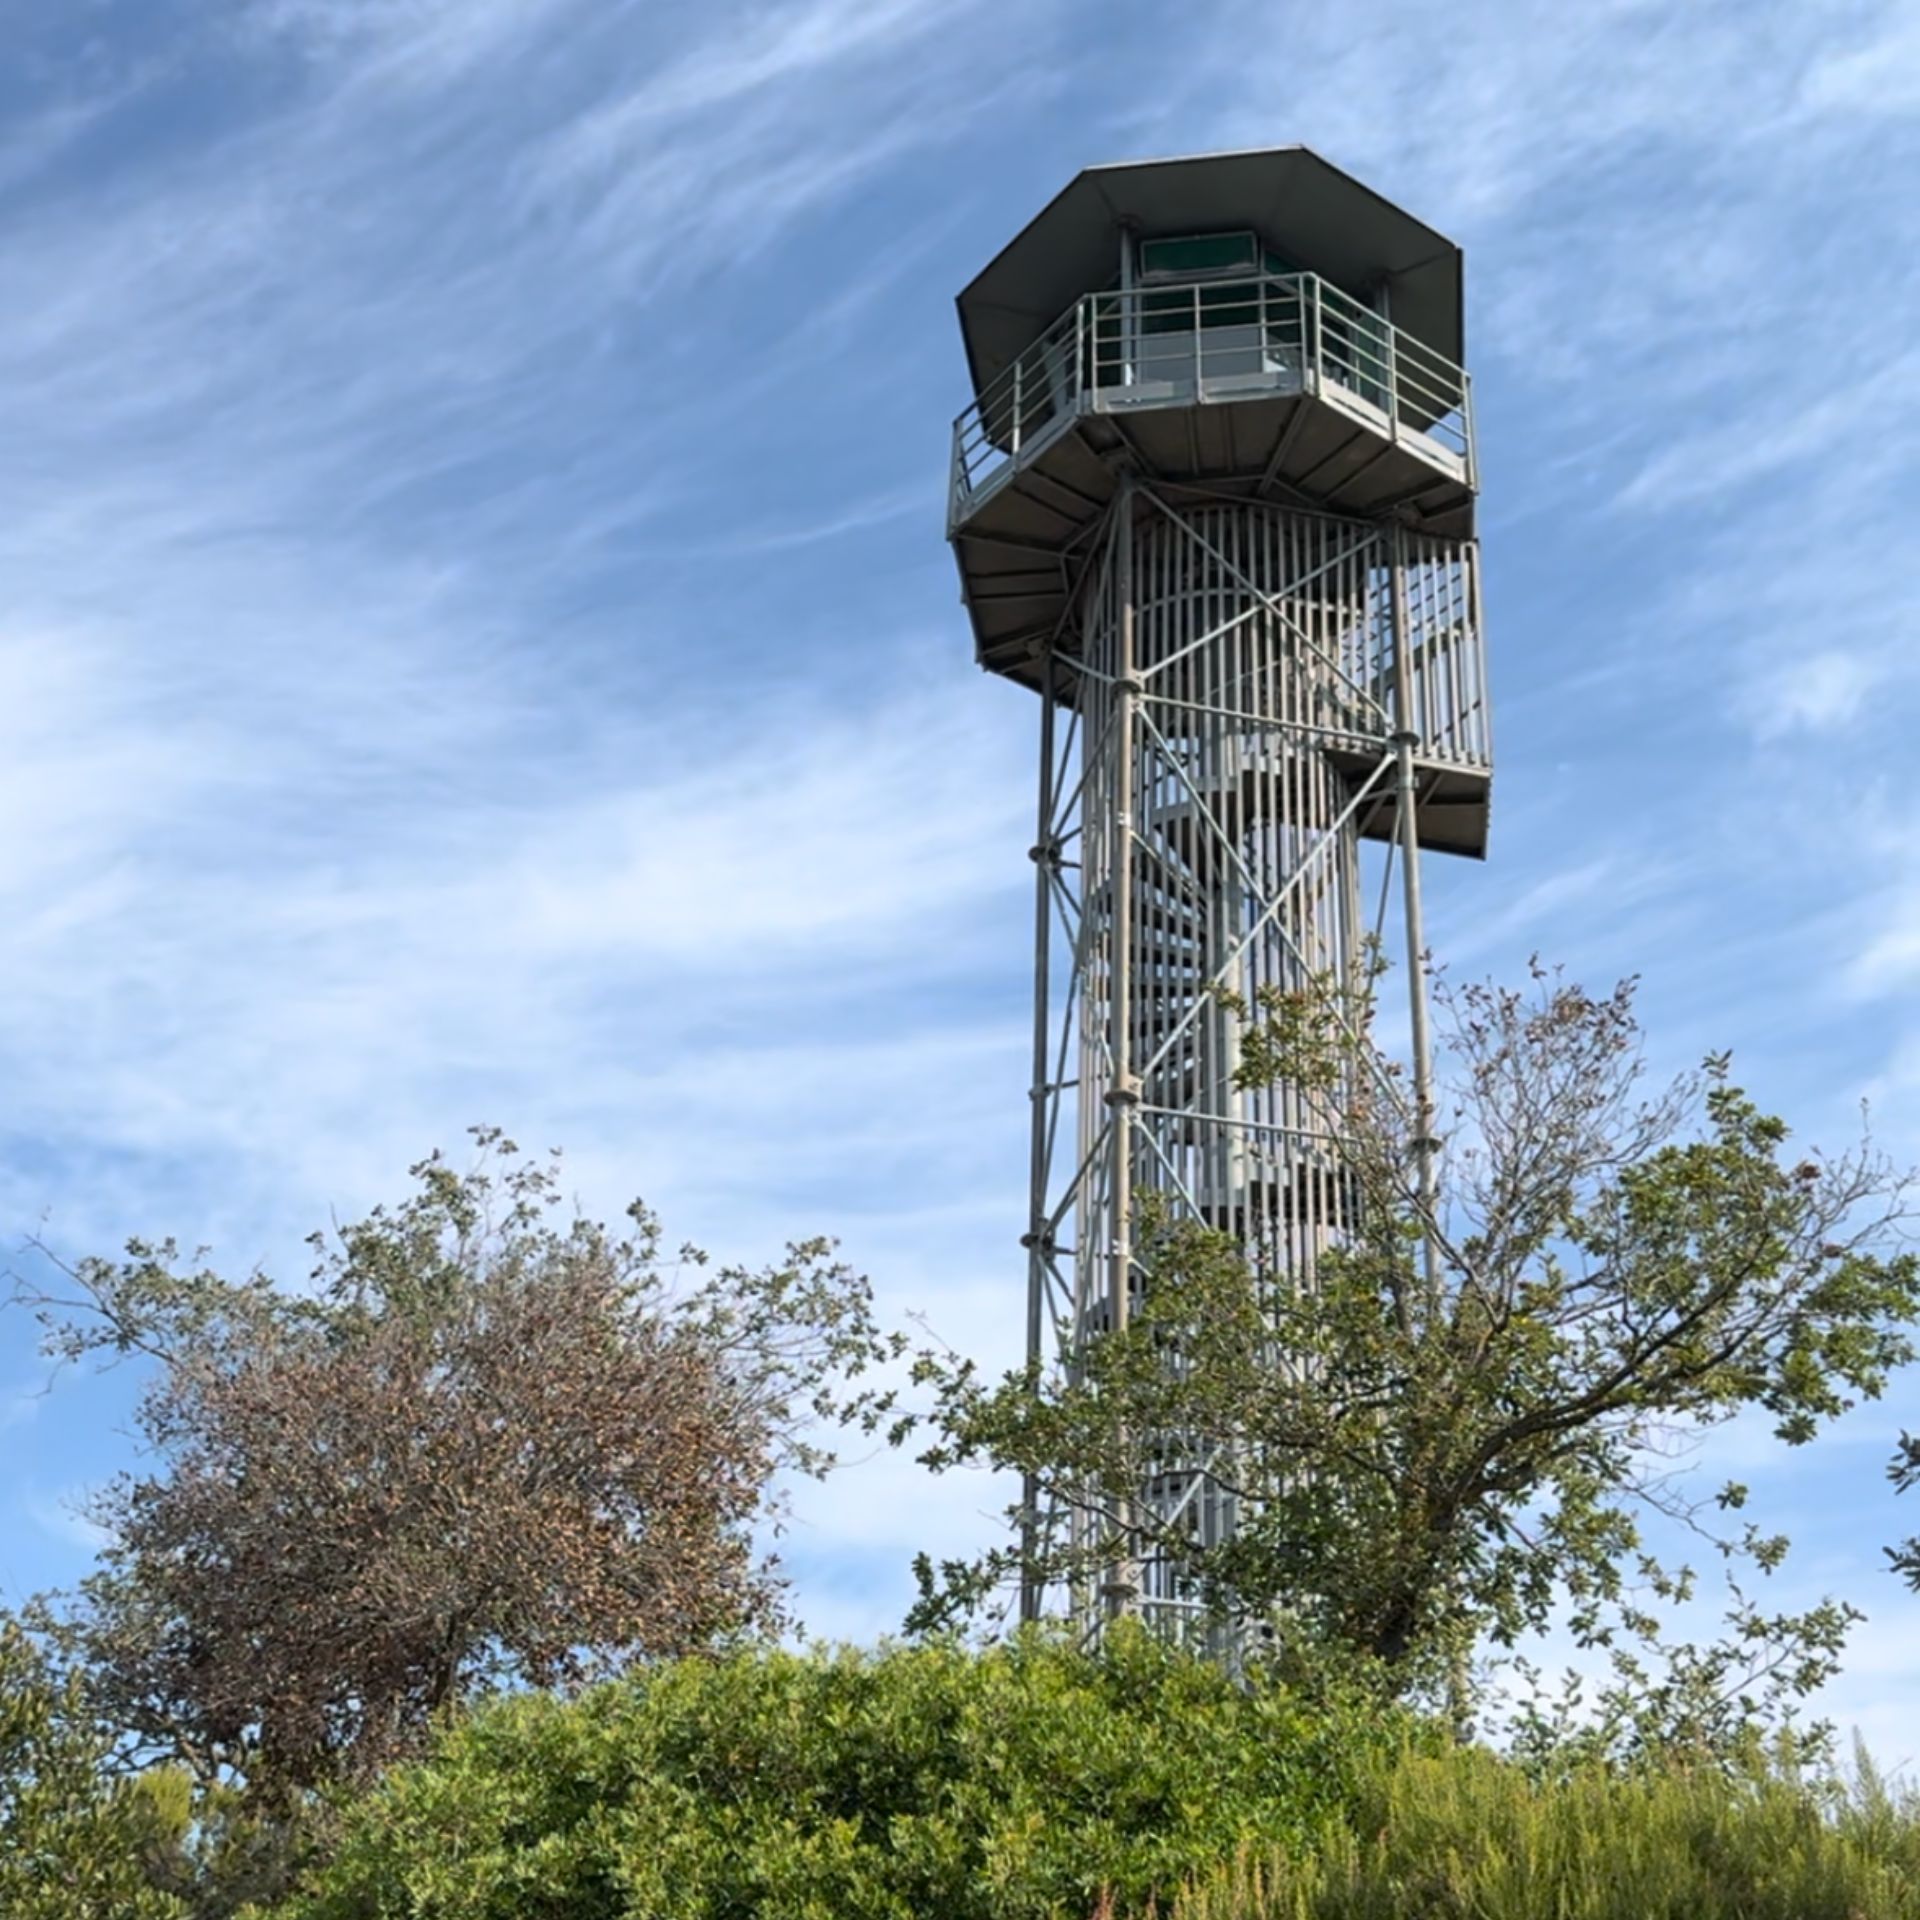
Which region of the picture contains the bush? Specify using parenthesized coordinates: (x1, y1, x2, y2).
(262, 1630, 1920, 1920)
(1170, 1739, 1920, 1920)
(0, 1618, 184, 1919)
(268, 1628, 1404, 1919)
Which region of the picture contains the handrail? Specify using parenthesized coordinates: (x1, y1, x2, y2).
(950, 270, 1474, 524)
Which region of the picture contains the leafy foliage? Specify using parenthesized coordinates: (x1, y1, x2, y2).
(124, 1766, 326, 1920)
(1169, 1737, 1920, 1920)
(15, 1130, 900, 1795)
(0, 1615, 185, 1919)
(908, 969, 1920, 1744)
(266, 1630, 1411, 1920)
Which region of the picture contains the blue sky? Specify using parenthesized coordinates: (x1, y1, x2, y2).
(3, 0, 1919, 1759)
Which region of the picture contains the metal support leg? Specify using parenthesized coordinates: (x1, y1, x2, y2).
(1021, 647, 1057, 1625)
(1104, 477, 1140, 1619)
(1389, 528, 1441, 1312)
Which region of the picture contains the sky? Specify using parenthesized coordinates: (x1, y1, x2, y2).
(2, 0, 1919, 1761)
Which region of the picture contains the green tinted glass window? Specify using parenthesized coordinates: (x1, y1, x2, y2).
(1139, 232, 1257, 279)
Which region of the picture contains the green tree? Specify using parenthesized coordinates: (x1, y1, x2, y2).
(0, 1613, 184, 1919)
(14, 1130, 900, 1799)
(908, 969, 1919, 1750)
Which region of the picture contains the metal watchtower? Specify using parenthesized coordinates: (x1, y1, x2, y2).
(946, 146, 1491, 1639)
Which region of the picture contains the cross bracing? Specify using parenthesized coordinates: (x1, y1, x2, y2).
(1017, 482, 1488, 1644)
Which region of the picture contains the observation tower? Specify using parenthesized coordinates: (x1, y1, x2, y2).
(946, 147, 1490, 1639)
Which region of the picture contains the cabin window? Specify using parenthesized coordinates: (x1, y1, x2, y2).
(1135, 233, 1265, 339)
(1137, 231, 1258, 280)
(1095, 233, 1316, 389)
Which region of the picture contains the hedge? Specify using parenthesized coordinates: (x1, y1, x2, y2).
(269, 1628, 1402, 1920)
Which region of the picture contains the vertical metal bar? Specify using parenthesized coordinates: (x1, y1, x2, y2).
(1388, 525, 1441, 1312)
(1012, 355, 1025, 458)
(1463, 371, 1478, 489)
(1379, 281, 1399, 441)
(948, 424, 965, 535)
(1447, 561, 1466, 756)
(1105, 475, 1140, 1619)
(1468, 540, 1491, 765)
(1021, 640, 1058, 1626)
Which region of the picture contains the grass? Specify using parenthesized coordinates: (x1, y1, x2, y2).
(1158, 1739, 1920, 1920)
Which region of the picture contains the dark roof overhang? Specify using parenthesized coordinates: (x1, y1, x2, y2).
(957, 146, 1463, 400)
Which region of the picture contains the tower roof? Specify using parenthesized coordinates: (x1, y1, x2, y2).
(956, 146, 1463, 402)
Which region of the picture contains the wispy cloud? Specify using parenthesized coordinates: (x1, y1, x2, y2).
(1799, 7, 1920, 116)
(1845, 873, 1920, 1001)
(0, 1385, 45, 1435)
(22, 1490, 115, 1556)
(540, 0, 974, 159)
(1616, 353, 1919, 514)
(1741, 650, 1883, 742)
(693, 485, 935, 557)
(518, 0, 1036, 291)
(241, 0, 596, 92)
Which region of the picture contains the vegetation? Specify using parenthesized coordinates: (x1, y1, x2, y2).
(266, 1631, 1411, 1920)
(13, 1131, 900, 1796)
(1167, 1740, 1920, 1920)
(4, 967, 1919, 1917)
(909, 969, 1919, 1746)
(0, 1615, 184, 1918)
(246, 1636, 1920, 1920)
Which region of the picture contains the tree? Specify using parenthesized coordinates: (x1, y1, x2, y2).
(15, 1130, 899, 1795)
(908, 968, 1920, 1746)
(0, 1613, 184, 1919)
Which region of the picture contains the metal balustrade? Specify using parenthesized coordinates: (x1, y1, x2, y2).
(1344, 532, 1492, 775)
(949, 271, 1475, 528)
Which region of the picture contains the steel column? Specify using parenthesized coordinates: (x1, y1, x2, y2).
(1389, 525, 1442, 1308)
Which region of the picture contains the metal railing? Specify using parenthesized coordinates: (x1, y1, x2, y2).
(950, 272, 1474, 524)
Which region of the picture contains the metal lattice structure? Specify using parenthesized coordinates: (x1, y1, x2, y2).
(947, 148, 1491, 1644)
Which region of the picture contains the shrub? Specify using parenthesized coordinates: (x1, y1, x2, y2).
(0, 1618, 184, 1919)
(269, 1628, 1404, 1919)
(1170, 1739, 1920, 1920)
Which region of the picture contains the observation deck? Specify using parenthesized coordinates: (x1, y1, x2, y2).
(948, 269, 1476, 687)
(951, 268, 1473, 523)
(947, 147, 1480, 705)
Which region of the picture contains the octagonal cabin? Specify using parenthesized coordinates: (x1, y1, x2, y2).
(949, 146, 1476, 696)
